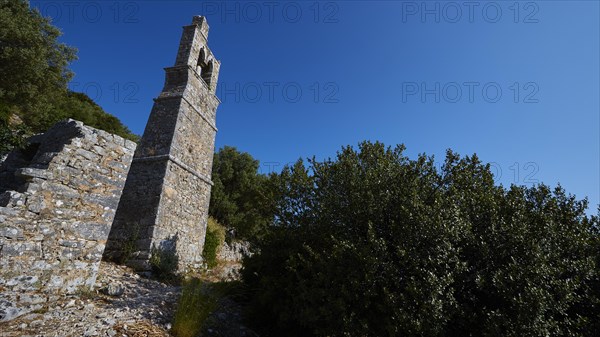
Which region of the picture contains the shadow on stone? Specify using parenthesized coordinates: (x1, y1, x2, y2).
(149, 234, 180, 283)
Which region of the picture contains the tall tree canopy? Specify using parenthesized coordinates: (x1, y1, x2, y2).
(0, 0, 137, 155)
(242, 141, 600, 336)
(0, 0, 75, 112)
(209, 146, 276, 240)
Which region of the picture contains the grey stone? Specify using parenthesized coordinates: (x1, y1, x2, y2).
(75, 149, 99, 162)
(59, 240, 81, 248)
(6, 275, 39, 286)
(0, 301, 24, 322)
(72, 223, 110, 241)
(1, 242, 41, 257)
(92, 145, 107, 156)
(48, 276, 63, 288)
(102, 318, 116, 326)
(26, 194, 46, 214)
(0, 226, 23, 239)
(0, 207, 19, 216)
(0, 191, 21, 207)
(17, 168, 52, 180)
(218, 240, 252, 262)
(30, 320, 44, 328)
(107, 160, 128, 172)
(45, 183, 79, 198)
(124, 140, 137, 151)
(18, 294, 46, 305)
(101, 283, 124, 297)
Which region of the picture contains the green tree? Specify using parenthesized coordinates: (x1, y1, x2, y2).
(0, 111, 27, 154)
(209, 146, 276, 240)
(242, 141, 600, 336)
(49, 91, 138, 141)
(0, 0, 137, 154)
(0, 0, 75, 116)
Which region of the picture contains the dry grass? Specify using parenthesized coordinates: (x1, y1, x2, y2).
(113, 320, 170, 337)
(171, 278, 220, 337)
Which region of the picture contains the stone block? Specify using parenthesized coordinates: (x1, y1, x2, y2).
(0, 226, 23, 239)
(124, 140, 137, 151)
(17, 168, 52, 180)
(75, 149, 100, 162)
(0, 207, 19, 216)
(72, 223, 111, 241)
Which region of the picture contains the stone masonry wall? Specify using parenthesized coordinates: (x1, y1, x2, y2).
(0, 120, 136, 321)
(104, 16, 220, 273)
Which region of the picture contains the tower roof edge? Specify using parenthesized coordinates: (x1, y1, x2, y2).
(192, 15, 210, 36)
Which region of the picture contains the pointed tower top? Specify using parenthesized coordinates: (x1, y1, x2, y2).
(191, 15, 209, 38)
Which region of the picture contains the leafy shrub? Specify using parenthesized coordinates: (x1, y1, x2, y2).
(202, 217, 226, 269)
(0, 118, 27, 155)
(150, 243, 179, 283)
(45, 91, 138, 142)
(242, 141, 600, 336)
(109, 223, 141, 265)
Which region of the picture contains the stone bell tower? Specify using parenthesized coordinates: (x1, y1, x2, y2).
(104, 16, 220, 272)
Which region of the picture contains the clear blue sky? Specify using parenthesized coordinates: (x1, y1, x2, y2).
(31, 1, 599, 213)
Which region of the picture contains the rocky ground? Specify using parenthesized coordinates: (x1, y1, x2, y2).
(0, 257, 255, 337)
(0, 262, 177, 337)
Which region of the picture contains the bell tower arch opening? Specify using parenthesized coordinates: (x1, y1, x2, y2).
(197, 48, 214, 88)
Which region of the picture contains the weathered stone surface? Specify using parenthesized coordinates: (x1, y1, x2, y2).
(0, 207, 20, 217)
(218, 240, 252, 262)
(17, 167, 53, 180)
(0, 120, 135, 320)
(0, 299, 24, 322)
(100, 282, 124, 297)
(0, 226, 23, 239)
(0, 262, 178, 335)
(105, 16, 220, 273)
(0, 16, 222, 327)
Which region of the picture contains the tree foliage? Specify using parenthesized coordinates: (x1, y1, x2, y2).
(209, 146, 276, 240)
(242, 141, 600, 336)
(0, 0, 137, 154)
(44, 91, 137, 141)
(0, 0, 75, 110)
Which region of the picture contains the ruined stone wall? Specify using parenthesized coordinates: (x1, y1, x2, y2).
(0, 120, 136, 321)
(0, 16, 221, 321)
